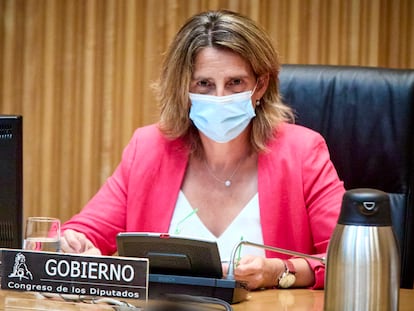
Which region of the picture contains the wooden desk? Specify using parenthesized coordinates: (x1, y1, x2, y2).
(1, 288, 413, 310)
(233, 289, 414, 311)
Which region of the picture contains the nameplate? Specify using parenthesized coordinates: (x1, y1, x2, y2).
(0, 249, 148, 302)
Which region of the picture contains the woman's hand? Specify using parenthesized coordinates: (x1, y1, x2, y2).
(232, 255, 315, 290)
(233, 255, 283, 290)
(61, 229, 101, 255)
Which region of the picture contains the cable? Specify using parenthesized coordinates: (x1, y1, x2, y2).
(40, 292, 232, 311)
(39, 293, 142, 310)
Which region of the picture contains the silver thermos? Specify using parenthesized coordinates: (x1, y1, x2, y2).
(324, 188, 400, 311)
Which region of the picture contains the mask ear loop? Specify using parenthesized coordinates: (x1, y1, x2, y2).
(253, 73, 270, 106)
(251, 82, 258, 95)
(251, 81, 261, 106)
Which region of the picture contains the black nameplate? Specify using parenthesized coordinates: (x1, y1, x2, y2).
(0, 249, 148, 301)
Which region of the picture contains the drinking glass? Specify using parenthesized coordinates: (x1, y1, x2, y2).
(23, 217, 61, 252)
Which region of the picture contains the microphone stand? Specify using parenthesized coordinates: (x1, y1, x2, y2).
(226, 240, 326, 280)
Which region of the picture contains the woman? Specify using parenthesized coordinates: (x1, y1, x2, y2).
(61, 10, 345, 290)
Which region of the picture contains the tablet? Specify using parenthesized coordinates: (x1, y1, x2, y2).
(116, 232, 223, 279)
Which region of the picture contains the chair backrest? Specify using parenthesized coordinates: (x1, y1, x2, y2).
(279, 64, 414, 288)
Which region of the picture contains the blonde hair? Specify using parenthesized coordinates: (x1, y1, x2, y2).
(153, 10, 294, 153)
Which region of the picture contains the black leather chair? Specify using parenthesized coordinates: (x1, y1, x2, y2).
(279, 64, 414, 289)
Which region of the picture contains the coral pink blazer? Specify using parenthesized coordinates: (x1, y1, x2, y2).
(62, 123, 345, 288)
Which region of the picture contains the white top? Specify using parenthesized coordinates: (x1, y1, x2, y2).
(168, 190, 265, 262)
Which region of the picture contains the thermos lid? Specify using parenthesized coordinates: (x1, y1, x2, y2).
(337, 188, 392, 226)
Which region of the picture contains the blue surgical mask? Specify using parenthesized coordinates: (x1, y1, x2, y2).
(189, 89, 256, 143)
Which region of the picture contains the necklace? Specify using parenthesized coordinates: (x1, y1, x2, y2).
(204, 158, 243, 187)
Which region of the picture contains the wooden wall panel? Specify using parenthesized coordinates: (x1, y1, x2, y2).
(0, 0, 413, 222)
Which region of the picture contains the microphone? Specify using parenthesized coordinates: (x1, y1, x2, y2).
(225, 240, 326, 280)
